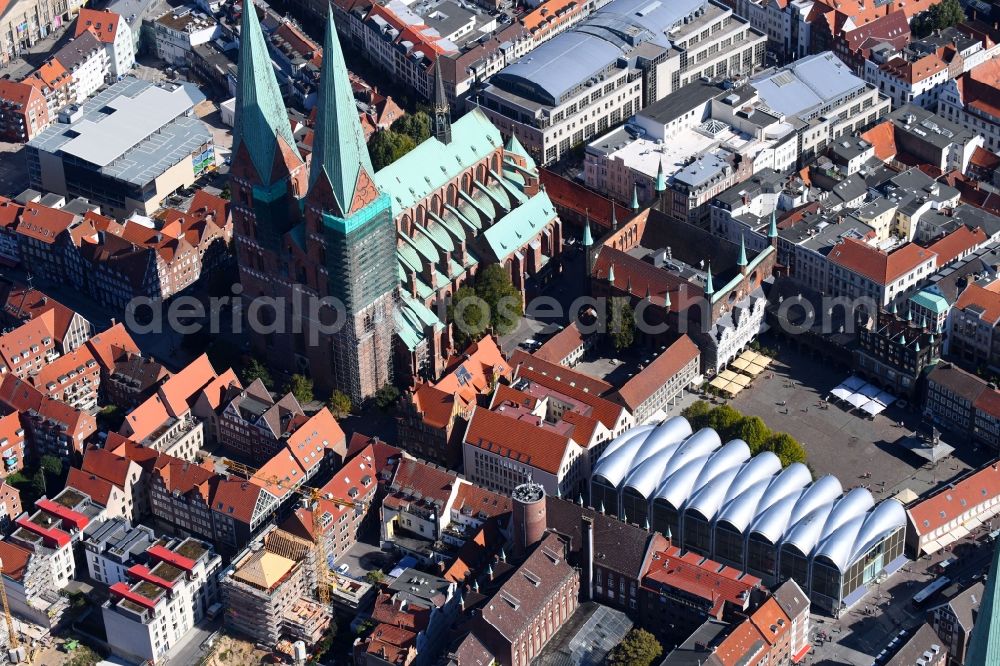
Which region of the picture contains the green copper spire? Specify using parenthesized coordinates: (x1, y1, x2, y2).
(607, 263, 615, 283)
(582, 210, 593, 247)
(664, 290, 671, 309)
(655, 159, 666, 192)
(631, 184, 640, 211)
(309, 9, 376, 211)
(610, 205, 618, 230)
(233, 0, 300, 182)
(967, 541, 1000, 665)
(738, 234, 748, 267)
(768, 210, 778, 238)
(899, 333, 906, 345)
(704, 263, 714, 296)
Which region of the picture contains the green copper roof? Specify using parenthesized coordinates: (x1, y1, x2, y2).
(233, 1, 300, 182)
(909, 290, 949, 316)
(738, 234, 747, 267)
(376, 108, 502, 217)
(967, 541, 1000, 665)
(309, 9, 375, 210)
(582, 213, 593, 247)
(482, 191, 557, 262)
(631, 184, 639, 210)
(395, 292, 443, 351)
(655, 160, 666, 192)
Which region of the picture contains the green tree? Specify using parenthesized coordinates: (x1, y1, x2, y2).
(97, 405, 123, 430)
(681, 400, 713, 430)
(374, 384, 400, 410)
(286, 374, 314, 404)
(765, 432, 807, 467)
(608, 628, 663, 666)
(365, 569, 386, 584)
(912, 0, 965, 37)
(40, 454, 63, 479)
(448, 285, 490, 348)
(308, 621, 337, 664)
(610, 297, 635, 351)
(474, 264, 523, 335)
(368, 129, 417, 170)
(241, 358, 273, 389)
(734, 415, 771, 453)
(707, 404, 743, 441)
(390, 111, 432, 144)
(328, 390, 353, 419)
(30, 468, 47, 500)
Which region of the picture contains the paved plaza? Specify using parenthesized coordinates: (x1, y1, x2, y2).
(729, 347, 989, 499)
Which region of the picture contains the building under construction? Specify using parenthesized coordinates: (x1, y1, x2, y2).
(220, 526, 331, 646)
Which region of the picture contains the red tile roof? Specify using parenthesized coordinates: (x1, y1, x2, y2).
(643, 545, 760, 614)
(157, 353, 217, 416)
(65, 467, 116, 506)
(0, 80, 42, 107)
(452, 482, 511, 520)
(615, 336, 699, 411)
(828, 238, 935, 285)
(907, 462, 1000, 536)
(974, 387, 1000, 419)
(434, 336, 510, 408)
(0, 312, 56, 372)
(410, 384, 454, 430)
(464, 406, 574, 475)
(0, 375, 42, 413)
(147, 543, 197, 571)
(928, 226, 988, 267)
(386, 457, 456, 508)
(533, 322, 588, 365)
(955, 282, 1000, 325)
(121, 394, 171, 441)
(862, 121, 898, 162)
(81, 448, 136, 488)
(74, 8, 123, 43)
(712, 621, 768, 666)
(0, 540, 31, 581)
(85, 323, 140, 371)
(210, 478, 266, 524)
(509, 349, 612, 396)
(539, 169, 631, 230)
(4, 286, 82, 347)
(748, 597, 793, 647)
(16, 203, 75, 244)
(283, 407, 345, 476)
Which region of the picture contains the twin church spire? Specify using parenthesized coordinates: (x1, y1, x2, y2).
(234, 1, 381, 216)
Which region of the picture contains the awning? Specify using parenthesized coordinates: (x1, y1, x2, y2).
(720, 369, 740, 382)
(731, 357, 750, 371)
(842, 375, 866, 391)
(731, 373, 752, 388)
(847, 393, 869, 408)
(861, 400, 884, 416)
(792, 644, 812, 664)
(859, 384, 881, 400)
(831, 387, 852, 401)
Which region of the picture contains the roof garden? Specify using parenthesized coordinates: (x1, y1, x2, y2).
(120, 598, 149, 615)
(133, 580, 166, 603)
(53, 488, 87, 509)
(150, 561, 185, 584)
(174, 538, 208, 562)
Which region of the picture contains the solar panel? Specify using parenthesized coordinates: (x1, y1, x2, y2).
(456, 365, 473, 386)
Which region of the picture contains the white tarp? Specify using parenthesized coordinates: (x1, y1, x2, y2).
(842, 375, 866, 391)
(831, 387, 852, 401)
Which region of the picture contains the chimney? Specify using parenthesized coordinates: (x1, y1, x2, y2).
(582, 516, 594, 601)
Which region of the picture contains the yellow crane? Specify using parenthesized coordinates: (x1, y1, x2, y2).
(0, 557, 19, 652)
(221, 459, 358, 605)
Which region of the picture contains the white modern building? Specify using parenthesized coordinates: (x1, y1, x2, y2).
(54, 27, 110, 103)
(103, 537, 221, 665)
(75, 8, 136, 79)
(590, 416, 908, 614)
(84, 518, 156, 586)
(475, 0, 765, 164)
(147, 6, 220, 66)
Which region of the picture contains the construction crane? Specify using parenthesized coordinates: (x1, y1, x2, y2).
(0, 557, 19, 654)
(221, 459, 359, 605)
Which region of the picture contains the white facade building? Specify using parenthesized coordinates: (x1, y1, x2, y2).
(103, 537, 221, 665)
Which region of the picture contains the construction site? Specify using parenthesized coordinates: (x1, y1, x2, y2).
(220, 526, 331, 647)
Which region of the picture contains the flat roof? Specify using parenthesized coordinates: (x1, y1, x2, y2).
(29, 77, 209, 186)
(752, 52, 868, 119)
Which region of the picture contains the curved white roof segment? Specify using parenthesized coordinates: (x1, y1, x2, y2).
(848, 500, 905, 566)
(622, 445, 677, 499)
(653, 453, 715, 509)
(781, 501, 837, 556)
(660, 428, 722, 479)
(818, 488, 874, 545)
(686, 465, 743, 521)
(593, 417, 690, 487)
(722, 454, 783, 506)
(717, 476, 774, 532)
(789, 476, 843, 525)
(815, 514, 867, 571)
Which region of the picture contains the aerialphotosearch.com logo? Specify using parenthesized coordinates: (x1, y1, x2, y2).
(122, 282, 884, 343)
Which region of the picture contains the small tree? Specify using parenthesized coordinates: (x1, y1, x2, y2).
(734, 415, 771, 454)
(610, 297, 635, 351)
(374, 384, 400, 410)
(241, 359, 273, 389)
(390, 112, 432, 144)
(765, 432, 807, 467)
(475, 264, 523, 335)
(707, 404, 743, 441)
(328, 390, 353, 419)
(365, 569, 386, 585)
(368, 130, 417, 170)
(286, 374, 314, 404)
(681, 400, 713, 430)
(40, 454, 63, 479)
(448, 285, 490, 349)
(608, 628, 663, 666)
